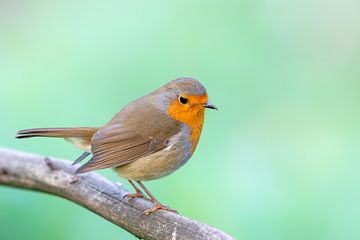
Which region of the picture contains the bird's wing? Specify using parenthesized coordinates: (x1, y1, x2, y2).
(76, 123, 172, 173)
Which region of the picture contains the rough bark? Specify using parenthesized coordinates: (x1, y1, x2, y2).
(0, 148, 234, 240)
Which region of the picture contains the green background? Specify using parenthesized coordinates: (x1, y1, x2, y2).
(1, 1, 359, 239)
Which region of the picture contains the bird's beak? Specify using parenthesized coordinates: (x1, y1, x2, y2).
(203, 101, 218, 110)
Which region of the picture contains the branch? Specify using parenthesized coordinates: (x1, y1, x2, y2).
(0, 148, 234, 240)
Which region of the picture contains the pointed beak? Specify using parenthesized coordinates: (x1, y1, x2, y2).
(203, 101, 218, 110)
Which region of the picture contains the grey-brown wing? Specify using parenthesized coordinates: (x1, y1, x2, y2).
(76, 124, 167, 173)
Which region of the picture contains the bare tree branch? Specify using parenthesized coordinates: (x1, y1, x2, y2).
(0, 148, 234, 240)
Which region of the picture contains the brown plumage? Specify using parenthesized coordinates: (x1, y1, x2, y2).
(16, 77, 217, 215)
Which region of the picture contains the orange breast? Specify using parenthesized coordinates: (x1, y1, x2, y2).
(167, 95, 207, 153)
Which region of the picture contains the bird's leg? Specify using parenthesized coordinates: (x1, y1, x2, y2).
(124, 180, 147, 199)
(72, 151, 91, 165)
(136, 180, 178, 215)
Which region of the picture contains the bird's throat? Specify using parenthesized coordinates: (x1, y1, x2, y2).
(167, 103, 205, 153)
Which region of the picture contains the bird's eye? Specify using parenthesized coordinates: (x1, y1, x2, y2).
(178, 95, 188, 105)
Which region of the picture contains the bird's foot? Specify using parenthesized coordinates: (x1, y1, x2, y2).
(142, 203, 178, 216)
(124, 192, 147, 200)
(69, 175, 79, 184)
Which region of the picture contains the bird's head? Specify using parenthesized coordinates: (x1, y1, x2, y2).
(150, 77, 217, 152)
(155, 77, 217, 124)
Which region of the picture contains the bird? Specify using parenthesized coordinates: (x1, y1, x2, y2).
(16, 77, 217, 215)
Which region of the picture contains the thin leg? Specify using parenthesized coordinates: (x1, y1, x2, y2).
(136, 180, 178, 215)
(124, 180, 147, 199)
(72, 152, 90, 165)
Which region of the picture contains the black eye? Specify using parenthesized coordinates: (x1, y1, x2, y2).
(178, 96, 188, 104)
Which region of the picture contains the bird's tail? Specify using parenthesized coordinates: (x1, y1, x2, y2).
(16, 127, 99, 151)
(16, 127, 99, 139)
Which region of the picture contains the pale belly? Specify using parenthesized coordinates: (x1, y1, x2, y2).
(114, 128, 192, 181)
(115, 145, 190, 181)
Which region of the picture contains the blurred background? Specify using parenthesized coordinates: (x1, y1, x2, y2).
(1, 0, 359, 239)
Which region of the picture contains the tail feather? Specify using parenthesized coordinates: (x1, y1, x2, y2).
(16, 127, 99, 152)
(16, 127, 98, 139)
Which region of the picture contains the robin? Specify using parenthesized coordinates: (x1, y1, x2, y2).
(16, 77, 217, 215)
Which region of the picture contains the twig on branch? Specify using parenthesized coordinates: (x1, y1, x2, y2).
(0, 148, 234, 240)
